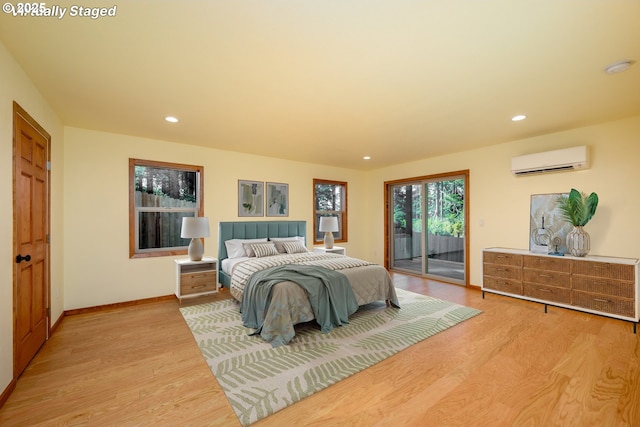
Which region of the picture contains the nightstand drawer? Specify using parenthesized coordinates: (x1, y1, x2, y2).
(180, 271, 216, 295)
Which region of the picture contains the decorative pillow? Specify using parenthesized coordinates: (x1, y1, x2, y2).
(251, 242, 279, 258)
(242, 243, 260, 257)
(270, 236, 305, 253)
(282, 240, 308, 254)
(224, 238, 268, 258)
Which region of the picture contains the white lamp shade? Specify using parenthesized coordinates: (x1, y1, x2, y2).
(181, 217, 210, 238)
(318, 216, 339, 232)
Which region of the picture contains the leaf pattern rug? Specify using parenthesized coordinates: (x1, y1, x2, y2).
(179, 288, 481, 426)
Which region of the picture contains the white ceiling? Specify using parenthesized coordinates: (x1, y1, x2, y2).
(1, 0, 639, 170)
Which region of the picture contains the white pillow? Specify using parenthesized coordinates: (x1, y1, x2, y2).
(282, 240, 308, 254)
(251, 242, 279, 258)
(224, 238, 268, 258)
(270, 236, 305, 253)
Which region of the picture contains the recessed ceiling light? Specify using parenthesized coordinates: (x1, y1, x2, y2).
(512, 115, 527, 122)
(363, 156, 371, 160)
(165, 116, 179, 123)
(604, 60, 635, 75)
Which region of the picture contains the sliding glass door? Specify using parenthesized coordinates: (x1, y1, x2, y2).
(388, 172, 467, 285)
(389, 182, 423, 275)
(424, 177, 466, 283)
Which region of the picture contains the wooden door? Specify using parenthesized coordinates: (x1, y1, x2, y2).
(13, 102, 50, 377)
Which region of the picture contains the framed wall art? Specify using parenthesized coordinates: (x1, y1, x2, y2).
(266, 182, 289, 217)
(238, 180, 264, 217)
(529, 192, 571, 254)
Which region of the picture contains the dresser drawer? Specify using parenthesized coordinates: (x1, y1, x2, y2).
(180, 271, 216, 295)
(572, 276, 634, 299)
(523, 269, 570, 288)
(572, 261, 635, 281)
(484, 252, 523, 267)
(572, 290, 635, 318)
(524, 283, 571, 304)
(523, 255, 571, 273)
(484, 263, 522, 280)
(483, 276, 523, 295)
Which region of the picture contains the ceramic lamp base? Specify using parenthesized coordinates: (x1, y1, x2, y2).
(188, 238, 204, 261)
(323, 232, 334, 249)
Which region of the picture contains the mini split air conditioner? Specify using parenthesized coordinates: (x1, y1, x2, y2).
(511, 145, 590, 176)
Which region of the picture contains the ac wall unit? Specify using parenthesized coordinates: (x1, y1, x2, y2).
(511, 145, 589, 176)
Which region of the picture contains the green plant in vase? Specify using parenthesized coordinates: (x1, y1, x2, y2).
(556, 188, 598, 256)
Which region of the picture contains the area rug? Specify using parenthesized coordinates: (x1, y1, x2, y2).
(179, 288, 481, 426)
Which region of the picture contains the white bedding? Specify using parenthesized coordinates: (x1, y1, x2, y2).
(221, 256, 249, 275)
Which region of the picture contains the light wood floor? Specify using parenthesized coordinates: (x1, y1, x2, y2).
(1, 273, 639, 426)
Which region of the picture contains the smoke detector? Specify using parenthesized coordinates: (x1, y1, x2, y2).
(604, 60, 634, 75)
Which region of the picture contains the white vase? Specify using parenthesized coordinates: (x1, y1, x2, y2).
(566, 226, 590, 257)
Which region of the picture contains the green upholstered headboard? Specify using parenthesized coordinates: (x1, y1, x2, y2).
(217, 220, 307, 288)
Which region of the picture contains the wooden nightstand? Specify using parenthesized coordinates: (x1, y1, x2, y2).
(175, 257, 218, 303)
(313, 246, 346, 256)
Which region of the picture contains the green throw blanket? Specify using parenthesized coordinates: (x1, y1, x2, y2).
(240, 264, 359, 346)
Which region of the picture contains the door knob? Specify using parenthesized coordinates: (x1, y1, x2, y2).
(16, 254, 31, 263)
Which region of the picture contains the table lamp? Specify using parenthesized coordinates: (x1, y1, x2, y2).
(318, 216, 339, 249)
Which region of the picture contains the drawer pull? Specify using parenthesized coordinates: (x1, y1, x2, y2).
(593, 298, 611, 303)
(538, 288, 553, 293)
(539, 274, 552, 278)
(587, 280, 607, 286)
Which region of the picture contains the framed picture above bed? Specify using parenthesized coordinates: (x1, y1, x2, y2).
(266, 182, 289, 217)
(238, 180, 264, 217)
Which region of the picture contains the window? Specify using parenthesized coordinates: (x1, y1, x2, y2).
(129, 159, 204, 258)
(313, 179, 348, 244)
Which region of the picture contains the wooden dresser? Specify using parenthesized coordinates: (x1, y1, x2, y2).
(482, 248, 639, 331)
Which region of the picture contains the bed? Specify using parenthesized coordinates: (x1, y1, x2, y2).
(218, 220, 399, 346)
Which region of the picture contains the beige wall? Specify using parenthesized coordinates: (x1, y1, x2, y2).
(0, 43, 64, 393)
(367, 116, 640, 286)
(64, 116, 640, 310)
(62, 127, 369, 309)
